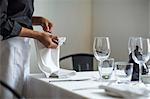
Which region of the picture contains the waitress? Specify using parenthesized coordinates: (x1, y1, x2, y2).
(0, 0, 58, 98)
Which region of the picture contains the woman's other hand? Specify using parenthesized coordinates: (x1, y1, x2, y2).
(32, 16, 53, 32)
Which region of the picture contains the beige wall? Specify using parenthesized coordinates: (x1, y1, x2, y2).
(92, 0, 149, 61)
(149, 0, 150, 34)
(30, 0, 150, 73)
(31, 0, 92, 73)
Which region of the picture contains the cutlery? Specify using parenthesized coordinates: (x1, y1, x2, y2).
(49, 78, 90, 82)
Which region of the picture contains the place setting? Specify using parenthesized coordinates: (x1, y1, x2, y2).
(93, 36, 150, 98)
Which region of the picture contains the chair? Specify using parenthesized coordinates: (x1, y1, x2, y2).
(60, 53, 94, 72)
(0, 80, 22, 98)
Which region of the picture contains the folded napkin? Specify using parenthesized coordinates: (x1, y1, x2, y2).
(99, 82, 150, 99)
(35, 37, 76, 78)
(50, 68, 76, 78)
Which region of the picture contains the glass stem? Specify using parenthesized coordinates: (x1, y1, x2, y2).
(139, 63, 142, 83)
(98, 60, 103, 80)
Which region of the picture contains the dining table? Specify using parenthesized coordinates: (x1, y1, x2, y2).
(24, 71, 150, 99)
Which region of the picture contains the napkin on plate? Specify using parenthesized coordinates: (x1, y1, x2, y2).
(35, 37, 76, 78)
(99, 82, 150, 99)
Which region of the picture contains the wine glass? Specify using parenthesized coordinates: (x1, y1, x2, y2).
(93, 37, 111, 80)
(93, 37, 110, 61)
(128, 37, 150, 82)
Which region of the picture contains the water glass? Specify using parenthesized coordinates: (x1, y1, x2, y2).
(98, 58, 114, 81)
(115, 62, 133, 83)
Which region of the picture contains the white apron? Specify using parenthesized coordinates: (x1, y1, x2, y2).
(0, 37, 31, 99)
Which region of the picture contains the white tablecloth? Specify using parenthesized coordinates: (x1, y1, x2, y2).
(24, 71, 150, 99)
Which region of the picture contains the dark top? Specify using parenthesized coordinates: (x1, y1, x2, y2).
(0, 0, 34, 40)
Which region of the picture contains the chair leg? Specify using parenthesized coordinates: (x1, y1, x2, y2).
(0, 80, 22, 98)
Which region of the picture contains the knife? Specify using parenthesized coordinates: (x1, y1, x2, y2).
(49, 78, 90, 82)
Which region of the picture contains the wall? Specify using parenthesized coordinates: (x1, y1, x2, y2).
(149, 0, 150, 34)
(30, 0, 92, 73)
(30, 0, 150, 73)
(92, 0, 149, 61)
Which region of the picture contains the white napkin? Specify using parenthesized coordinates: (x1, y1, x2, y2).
(99, 82, 150, 99)
(50, 68, 76, 78)
(35, 37, 67, 78)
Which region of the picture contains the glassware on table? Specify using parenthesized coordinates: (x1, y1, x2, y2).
(115, 62, 133, 83)
(99, 58, 114, 81)
(93, 37, 111, 62)
(128, 37, 150, 82)
(93, 37, 111, 80)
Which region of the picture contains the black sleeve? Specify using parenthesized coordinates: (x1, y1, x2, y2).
(0, 0, 22, 40)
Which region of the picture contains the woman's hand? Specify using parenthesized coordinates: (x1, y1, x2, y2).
(20, 27, 58, 48)
(31, 16, 58, 48)
(32, 16, 53, 32)
(40, 17, 53, 32)
(37, 32, 58, 48)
